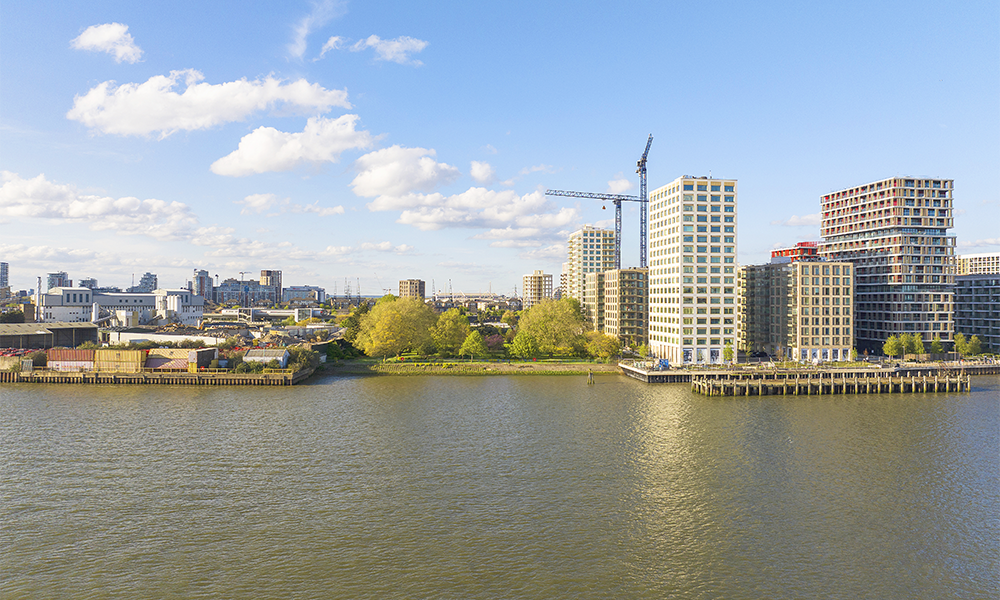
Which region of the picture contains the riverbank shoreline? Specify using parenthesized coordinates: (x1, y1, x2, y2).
(328, 360, 621, 376)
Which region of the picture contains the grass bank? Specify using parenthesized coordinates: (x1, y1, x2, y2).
(328, 358, 621, 376)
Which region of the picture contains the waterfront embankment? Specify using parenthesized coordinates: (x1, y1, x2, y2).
(329, 359, 621, 376)
(0, 367, 315, 386)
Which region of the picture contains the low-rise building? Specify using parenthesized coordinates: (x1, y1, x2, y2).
(399, 279, 425, 300)
(37, 287, 203, 327)
(243, 348, 290, 368)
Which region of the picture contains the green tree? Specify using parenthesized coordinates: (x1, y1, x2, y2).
(883, 335, 903, 359)
(636, 343, 649, 358)
(431, 308, 471, 357)
(354, 298, 437, 358)
(516, 299, 587, 356)
(510, 330, 539, 358)
(899, 333, 916, 355)
(459, 331, 489, 359)
(930, 335, 944, 354)
(0, 310, 25, 323)
(501, 310, 518, 331)
(585, 331, 619, 361)
(953, 332, 968, 356)
(851, 348, 858, 361)
(912, 335, 926, 355)
(723, 343, 734, 363)
(967, 335, 983, 356)
(340, 302, 371, 343)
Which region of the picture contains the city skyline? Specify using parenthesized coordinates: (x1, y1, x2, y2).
(2, 1, 997, 294)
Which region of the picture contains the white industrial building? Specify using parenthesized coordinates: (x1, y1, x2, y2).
(37, 287, 204, 327)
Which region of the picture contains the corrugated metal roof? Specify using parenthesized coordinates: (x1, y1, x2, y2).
(0, 323, 98, 335)
(145, 357, 189, 370)
(46, 348, 96, 361)
(244, 349, 290, 358)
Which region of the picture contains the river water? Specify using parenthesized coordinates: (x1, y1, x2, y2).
(1, 374, 997, 599)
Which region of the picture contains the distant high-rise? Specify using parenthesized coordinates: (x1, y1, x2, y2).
(130, 272, 158, 293)
(522, 270, 553, 310)
(647, 176, 738, 364)
(0, 262, 8, 287)
(260, 270, 282, 303)
(563, 226, 616, 302)
(193, 269, 214, 301)
(78, 278, 97, 289)
(956, 252, 1000, 275)
(47, 271, 71, 290)
(399, 279, 426, 300)
(819, 176, 955, 353)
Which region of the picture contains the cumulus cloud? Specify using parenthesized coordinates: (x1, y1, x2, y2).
(0, 171, 196, 240)
(358, 241, 412, 253)
(519, 244, 566, 260)
(607, 173, 634, 194)
(351, 146, 460, 197)
(958, 237, 1000, 248)
(211, 115, 375, 176)
(234, 193, 344, 217)
(470, 161, 496, 185)
(351, 35, 428, 65)
(67, 69, 350, 137)
(771, 213, 822, 227)
(366, 187, 579, 240)
(288, 0, 347, 59)
(70, 23, 143, 63)
(0, 243, 103, 263)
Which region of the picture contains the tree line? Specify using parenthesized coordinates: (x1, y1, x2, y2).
(339, 295, 621, 361)
(882, 332, 985, 359)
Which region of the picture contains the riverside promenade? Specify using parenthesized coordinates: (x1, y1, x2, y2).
(620, 360, 999, 396)
(0, 368, 315, 386)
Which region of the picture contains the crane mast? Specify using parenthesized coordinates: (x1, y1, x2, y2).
(544, 133, 653, 270)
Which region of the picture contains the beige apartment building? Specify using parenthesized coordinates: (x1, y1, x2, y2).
(819, 176, 955, 353)
(562, 226, 616, 302)
(521, 270, 553, 310)
(602, 268, 648, 348)
(957, 253, 1000, 275)
(583, 272, 605, 331)
(738, 260, 855, 362)
(398, 279, 426, 300)
(646, 176, 738, 364)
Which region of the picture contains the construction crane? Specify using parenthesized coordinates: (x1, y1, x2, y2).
(545, 134, 653, 270)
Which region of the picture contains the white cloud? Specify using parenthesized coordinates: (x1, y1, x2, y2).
(770, 213, 822, 227)
(519, 244, 566, 260)
(234, 193, 344, 217)
(520, 164, 555, 176)
(358, 241, 412, 253)
(288, 0, 346, 59)
(607, 173, 634, 194)
(211, 115, 375, 176)
(0, 243, 103, 263)
(70, 23, 143, 64)
(470, 161, 496, 185)
(0, 171, 197, 240)
(67, 69, 350, 137)
(958, 237, 1000, 248)
(482, 144, 498, 155)
(351, 35, 428, 65)
(317, 36, 344, 59)
(351, 145, 460, 197)
(366, 187, 579, 238)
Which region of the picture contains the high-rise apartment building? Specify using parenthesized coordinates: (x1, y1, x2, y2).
(771, 241, 820, 262)
(47, 271, 71, 290)
(819, 177, 955, 353)
(0, 262, 8, 288)
(562, 226, 616, 302)
(399, 279, 426, 300)
(522, 270, 553, 310)
(193, 269, 214, 301)
(738, 260, 855, 362)
(957, 253, 1000, 275)
(602, 268, 648, 348)
(583, 272, 605, 331)
(260, 270, 282, 303)
(954, 274, 999, 353)
(129, 272, 158, 293)
(647, 176, 738, 364)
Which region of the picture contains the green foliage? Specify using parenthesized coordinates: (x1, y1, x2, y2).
(459, 331, 489, 359)
(217, 336, 243, 350)
(77, 340, 102, 349)
(516, 299, 586, 356)
(340, 302, 370, 343)
(636, 343, 649, 358)
(28, 351, 47, 367)
(178, 339, 206, 349)
(883, 335, 903, 358)
(0, 310, 25, 323)
(930, 336, 944, 354)
(585, 331, 619, 361)
(953, 332, 968, 356)
(850, 348, 858, 361)
(967, 335, 983, 356)
(376, 294, 397, 305)
(501, 310, 518, 330)
(431, 308, 471, 357)
(510, 330, 539, 358)
(287, 346, 321, 371)
(912, 335, 926, 355)
(354, 298, 437, 358)
(280, 316, 297, 326)
(723, 343, 734, 362)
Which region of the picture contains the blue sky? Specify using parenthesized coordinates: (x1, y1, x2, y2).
(2, 0, 997, 296)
